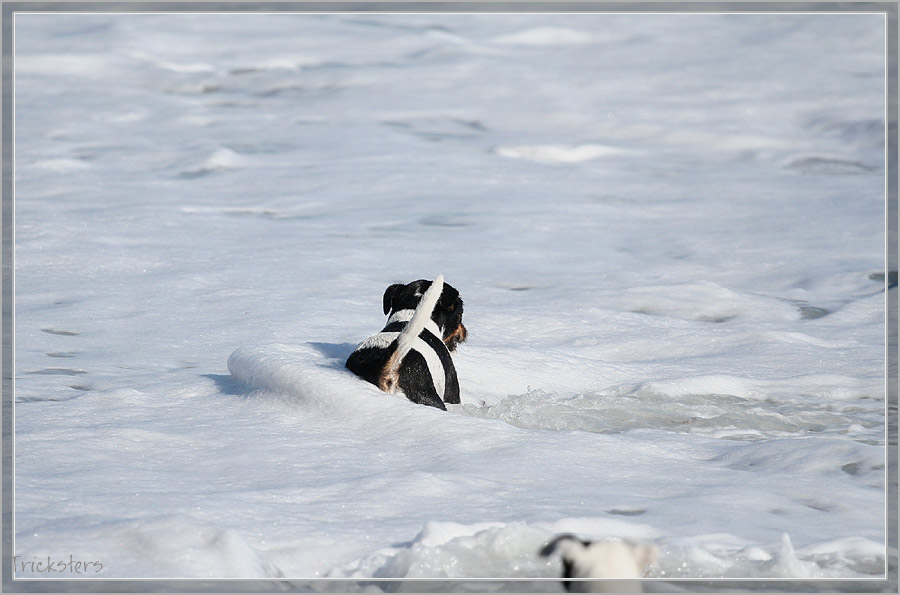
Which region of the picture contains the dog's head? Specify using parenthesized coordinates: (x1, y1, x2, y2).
(383, 279, 468, 351)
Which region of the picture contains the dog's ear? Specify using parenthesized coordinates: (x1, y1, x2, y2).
(437, 284, 460, 310)
(383, 283, 405, 315)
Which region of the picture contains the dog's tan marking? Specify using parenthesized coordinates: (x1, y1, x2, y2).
(378, 350, 402, 393)
(444, 323, 468, 350)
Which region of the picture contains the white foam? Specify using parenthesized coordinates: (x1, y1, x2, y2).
(200, 147, 245, 170)
(331, 519, 886, 585)
(495, 143, 627, 163)
(492, 27, 595, 46)
(30, 158, 91, 172)
(227, 343, 382, 412)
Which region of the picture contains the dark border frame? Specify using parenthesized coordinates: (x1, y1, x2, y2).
(1, 2, 896, 592)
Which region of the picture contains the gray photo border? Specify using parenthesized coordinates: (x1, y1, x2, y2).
(1, 1, 896, 593)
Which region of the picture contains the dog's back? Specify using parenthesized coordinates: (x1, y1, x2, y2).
(346, 276, 463, 410)
(377, 275, 445, 394)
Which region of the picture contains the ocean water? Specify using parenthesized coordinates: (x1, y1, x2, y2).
(11, 10, 891, 591)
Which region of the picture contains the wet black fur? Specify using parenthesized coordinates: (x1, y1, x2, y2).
(345, 279, 466, 410)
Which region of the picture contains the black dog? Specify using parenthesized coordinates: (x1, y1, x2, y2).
(346, 275, 467, 410)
